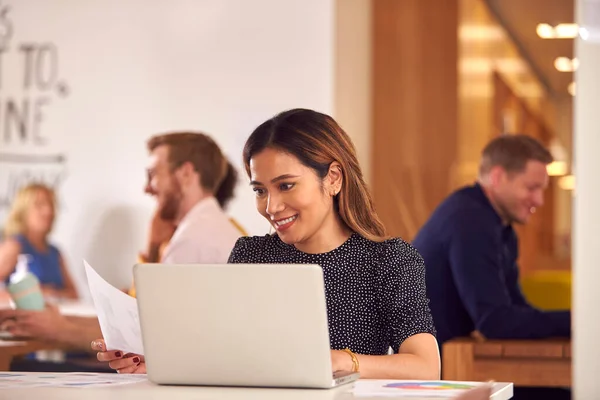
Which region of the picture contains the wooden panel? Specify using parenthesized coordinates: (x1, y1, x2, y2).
(471, 359, 571, 387)
(443, 338, 571, 387)
(564, 343, 571, 358)
(442, 339, 475, 382)
(372, 0, 459, 240)
(0, 341, 52, 371)
(500, 343, 564, 358)
(473, 343, 503, 357)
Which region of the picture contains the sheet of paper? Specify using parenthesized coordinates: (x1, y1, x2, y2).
(352, 380, 481, 398)
(84, 260, 144, 355)
(0, 372, 147, 389)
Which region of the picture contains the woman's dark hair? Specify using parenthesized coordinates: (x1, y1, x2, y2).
(243, 108, 387, 241)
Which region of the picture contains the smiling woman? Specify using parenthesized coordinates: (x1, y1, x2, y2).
(243, 109, 386, 248)
(93, 109, 440, 380)
(230, 108, 440, 380)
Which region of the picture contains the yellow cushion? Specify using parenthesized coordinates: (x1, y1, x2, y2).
(520, 270, 571, 310)
(229, 218, 248, 236)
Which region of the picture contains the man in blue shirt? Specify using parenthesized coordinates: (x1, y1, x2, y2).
(413, 134, 571, 347)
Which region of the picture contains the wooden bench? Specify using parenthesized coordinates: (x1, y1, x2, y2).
(442, 337, 571, 387)
(0, 340, 55, 371)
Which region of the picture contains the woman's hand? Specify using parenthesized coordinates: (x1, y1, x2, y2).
(140, 209, 176, 263)
(0, 305, 66, 341)
(148, 209, 176, 248)
(91, 339, 146, 374)
(330, 349, 353, 372)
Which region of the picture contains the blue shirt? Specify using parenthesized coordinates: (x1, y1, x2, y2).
(412, 183, 570, 345)
(12, 235, 64, 289)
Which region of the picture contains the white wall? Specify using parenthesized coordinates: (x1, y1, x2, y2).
(0, 0, 334, 296)
(573, 0, 600, 397)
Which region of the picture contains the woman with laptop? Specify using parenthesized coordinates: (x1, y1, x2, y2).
(93, 108, 440, 379)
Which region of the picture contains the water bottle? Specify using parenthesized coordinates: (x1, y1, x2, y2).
(6, 254, 45, 310)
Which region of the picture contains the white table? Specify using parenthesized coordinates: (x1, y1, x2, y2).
(0, 374, 513, 400)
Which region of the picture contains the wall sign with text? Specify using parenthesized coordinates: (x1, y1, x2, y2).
(0, 1, 70, 212)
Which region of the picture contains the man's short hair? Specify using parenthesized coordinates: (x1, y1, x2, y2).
(147, 132, 228, 193)
(479, 134, 553, 176)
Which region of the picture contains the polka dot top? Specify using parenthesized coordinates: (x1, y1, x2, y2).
(227, 233, 436, 355)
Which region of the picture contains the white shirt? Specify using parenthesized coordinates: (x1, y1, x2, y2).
(160, 197, 241, 264)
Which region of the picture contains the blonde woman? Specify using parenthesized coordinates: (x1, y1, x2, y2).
(0, 183, 77, 299)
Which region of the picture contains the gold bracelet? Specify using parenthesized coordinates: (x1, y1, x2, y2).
(342, 348, 360, 372)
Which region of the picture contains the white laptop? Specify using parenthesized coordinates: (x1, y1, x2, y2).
(133, 263, 360, 389)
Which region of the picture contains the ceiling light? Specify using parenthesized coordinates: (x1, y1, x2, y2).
(460, 58, 528, 75)
(547, 161, 568, 176)
(555, 24, 580, 38)
(536, 23, 555, 38)
(459, 25, 505, 41)
(554, 57, 579, 72)
(558, 175, 575, 191)
(536, 23, 579, 39)
(568, 82, 576, 96)
(547, 139, 569, 177)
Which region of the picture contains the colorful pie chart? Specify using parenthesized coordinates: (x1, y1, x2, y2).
(384, 381, 476, 390)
